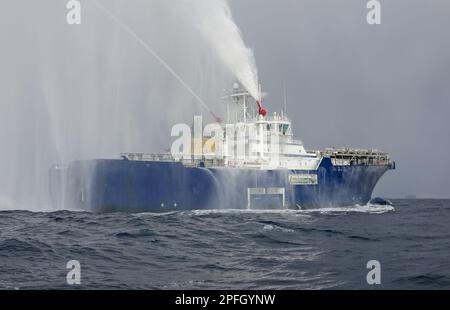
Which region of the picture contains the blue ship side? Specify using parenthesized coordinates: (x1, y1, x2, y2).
(51, 157, 393, 212)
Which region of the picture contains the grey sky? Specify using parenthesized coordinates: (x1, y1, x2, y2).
(230, 0, 450, 198)
(0, 0, 449, 209)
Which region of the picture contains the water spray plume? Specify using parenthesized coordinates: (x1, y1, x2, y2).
(0, 0, 259, 210)
(94, 0, 260, 116)
(92, 0, 221, 122)
(179, 0, 261, 101)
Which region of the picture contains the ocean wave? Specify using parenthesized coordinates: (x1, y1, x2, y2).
(262, 224, 295, 233)
(0, 199, 447, 290)
(301, 203, 395, 214)
(152, 203, 396, 217)
(393, 273, 450, 287)
(0, 238, 51, 255)
(134, 211, 180, 217)
(114, 228, 156, 239)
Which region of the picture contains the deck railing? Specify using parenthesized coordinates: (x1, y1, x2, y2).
(318, 148, 392, 166)
(121, 148, 393, 168)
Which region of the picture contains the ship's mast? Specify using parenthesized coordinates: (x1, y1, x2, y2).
(283, 81, 287, 118)
(223, 83, 267, 124)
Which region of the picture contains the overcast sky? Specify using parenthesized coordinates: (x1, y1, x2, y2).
(229, 0, 450, 198)
(0, 0, 449, 208)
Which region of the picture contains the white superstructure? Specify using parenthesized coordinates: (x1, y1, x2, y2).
(122, 84, 392, 171)
(210, 83, 321, 170)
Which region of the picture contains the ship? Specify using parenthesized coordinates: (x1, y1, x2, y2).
(49, 83, 395, 212)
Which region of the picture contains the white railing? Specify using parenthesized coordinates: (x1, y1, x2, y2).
(120, 153, 175, 162)
(319, 148, 392, 166)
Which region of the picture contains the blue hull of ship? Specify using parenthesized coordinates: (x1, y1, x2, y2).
(50, 158, 393, 212)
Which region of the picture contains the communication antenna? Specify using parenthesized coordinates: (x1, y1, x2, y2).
(283, 81, 287, 116)
(258, 83, 262, 102)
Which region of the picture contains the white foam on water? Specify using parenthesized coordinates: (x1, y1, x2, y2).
(301, 203, 395, 214)
(184, 209, 302, 216)
(134, 211, 180, 218)
(169, 203, 395, 217)
(262, 224, 295, 233)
